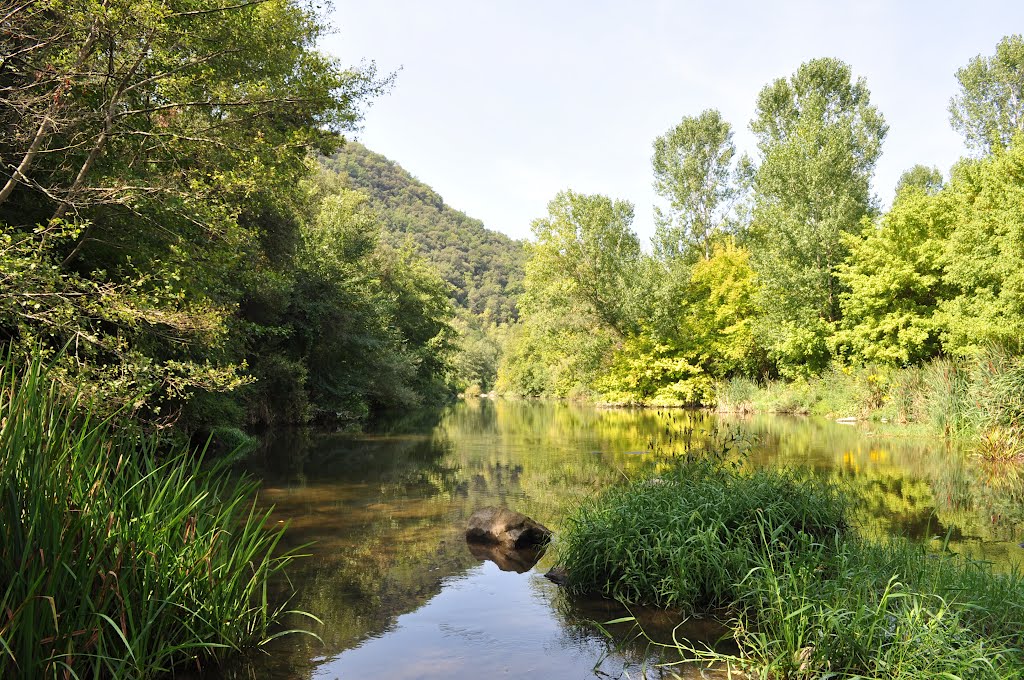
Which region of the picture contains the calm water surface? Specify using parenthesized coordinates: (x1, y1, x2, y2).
(214, 400, 1024, 679)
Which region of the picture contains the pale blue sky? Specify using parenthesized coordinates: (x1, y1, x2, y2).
(322, 1, 1024, 244)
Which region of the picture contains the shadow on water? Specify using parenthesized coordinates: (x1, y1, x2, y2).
(201, 400, 1024, 679)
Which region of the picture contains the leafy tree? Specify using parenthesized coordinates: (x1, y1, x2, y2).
(524, 190, 645, 339)
(595, 332, 715, 406)
(894, 165, 944, 198)
(938, 143, 1024, 354)
(239, 180, 455, 425)
(950, 34, 1024, 155)
(0, 0, 386, 423)
(496, 308, 615, 398)
(748, 57, 888, 374)
(495, 191, 646, 397)
(835, 188, 953, 366)
(681, 239, 766, 377)
(651, 109, 738, 260)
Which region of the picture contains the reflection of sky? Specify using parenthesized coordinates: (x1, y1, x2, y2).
(311, 561, 679, 680)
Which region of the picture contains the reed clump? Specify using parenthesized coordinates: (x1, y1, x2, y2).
(0, 354, 307, 679)
(558, 458, 1024, 678)
(557, 460, 849, 610)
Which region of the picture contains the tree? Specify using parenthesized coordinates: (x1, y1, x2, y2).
(748, 57, 888, 374)
(0, 0, 388, 422)
(524, 190, 644, 338)
(938, 144, 1024, 355)
(894, 165, 944, 199)
(950, 34, 1024, 155)
(834, 188, 952, 366)
(681, 239, 766, 376)
(495, 191, 647, 398)
(651, 109, 737, 261)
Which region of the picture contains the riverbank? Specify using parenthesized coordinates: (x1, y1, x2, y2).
(557, 454, 1024, 678)
(489, 346, 1024, 460)
(716, 350, 1024, 460)
(0, 356, 304, 678)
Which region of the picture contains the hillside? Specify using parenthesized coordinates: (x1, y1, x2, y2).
(321, 143, 525, 323)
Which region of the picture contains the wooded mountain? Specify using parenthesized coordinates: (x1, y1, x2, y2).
(321, 143, 525, 323)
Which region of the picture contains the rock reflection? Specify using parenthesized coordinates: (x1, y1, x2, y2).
(466, 541, 546, 573)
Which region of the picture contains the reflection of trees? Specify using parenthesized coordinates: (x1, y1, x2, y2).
(719, 414, 1024, 559)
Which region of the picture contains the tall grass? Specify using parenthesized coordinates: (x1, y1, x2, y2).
(717, 348, 1024, 458)
(557, 460, 848, 610)
(558, 457, 1024, 678)
(0, 354, 308, 678)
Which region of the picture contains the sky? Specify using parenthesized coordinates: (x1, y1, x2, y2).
(321, 1, 1024, 245)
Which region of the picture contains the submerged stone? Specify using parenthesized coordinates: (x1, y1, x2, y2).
(544, 566, 569, 586)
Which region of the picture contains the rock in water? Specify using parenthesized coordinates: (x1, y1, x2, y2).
(465, 506, 551, 549)
(544, 566, 569, 586)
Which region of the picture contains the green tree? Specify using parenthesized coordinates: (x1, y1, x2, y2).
(748, 57, 888, 374)
(950, 34, 1024, 155)
(262, 187, 455, 422)
(894, 165, 944, 198)
(495, 191, 647, 398)
(651, 109, 737, 260)
(834, 188, 953, 366)
(681, 239, 766, 376)
(0, 0, 388, 424)
(524, 191, 644, 338)
(938, 144, 1024, 354)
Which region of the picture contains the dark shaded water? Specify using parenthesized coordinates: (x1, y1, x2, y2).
(210, 400, 1024, 679)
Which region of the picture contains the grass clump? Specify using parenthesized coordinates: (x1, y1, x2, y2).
(557, 460, 848, 609)
(0, 354, 308, 679)
(558, 458, 1024, 678)
(721, 538, 1024, 678)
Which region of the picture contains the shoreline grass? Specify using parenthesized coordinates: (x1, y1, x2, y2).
(0, 354, 310, 678)
(716, 349, 1024, 460)
(557, 456, 1024, 678)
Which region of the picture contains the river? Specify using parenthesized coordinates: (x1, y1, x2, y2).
(209, 399, 1024, 679)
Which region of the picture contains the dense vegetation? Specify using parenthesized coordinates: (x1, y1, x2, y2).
(0, 354, 301, 678)
(559, 454, 1024, 678)
(0, 0, 461, 434)
(496, 35, 1024, 453)
(322, 142, 525, 324)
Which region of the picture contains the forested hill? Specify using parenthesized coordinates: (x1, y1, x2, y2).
(321, 143, 525, 323)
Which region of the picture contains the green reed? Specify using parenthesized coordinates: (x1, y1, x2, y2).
(557, 459, 848, 610)
(0, 353, 310, 678)
(558, 456, 1024, 678)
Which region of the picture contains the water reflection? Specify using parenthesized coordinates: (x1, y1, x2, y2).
(212, 400, 1024, 679)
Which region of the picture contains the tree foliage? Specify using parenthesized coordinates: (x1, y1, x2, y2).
(835, 190, 952, 366)
(938, 144, 1024, 354)
(524, 190, 644, 338)
(651, 109, 737, 261)
(749, 57, 888, 374)
(950, 34, 1024, 155)
(0, 0, 458, 429)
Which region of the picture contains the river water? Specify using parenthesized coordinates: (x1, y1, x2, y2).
(212, 399, 1024, 679)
